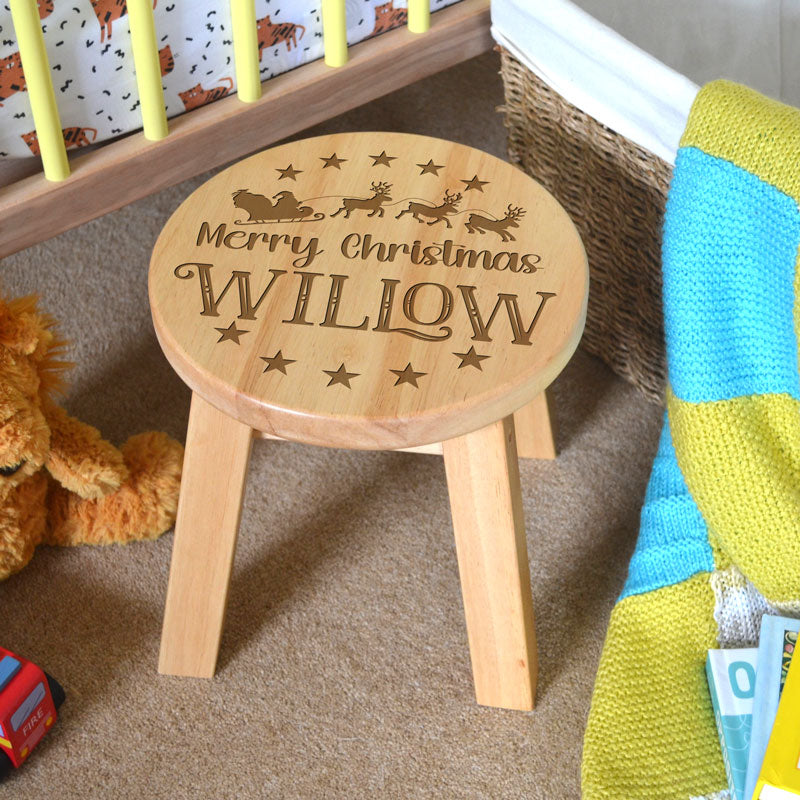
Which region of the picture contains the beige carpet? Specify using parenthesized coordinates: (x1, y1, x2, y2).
(0, 51, 663, 799)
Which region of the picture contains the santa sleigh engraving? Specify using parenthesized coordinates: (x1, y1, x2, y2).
(231, 190, 324, 224)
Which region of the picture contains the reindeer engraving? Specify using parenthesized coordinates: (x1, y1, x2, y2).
(465, 205, 526, 242)
(395, 190, 462, 228)
(232, 189, 317, 223)
(331, 182, 393, 218)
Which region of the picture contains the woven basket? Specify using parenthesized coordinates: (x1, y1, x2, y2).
(498, 47, 671, 404)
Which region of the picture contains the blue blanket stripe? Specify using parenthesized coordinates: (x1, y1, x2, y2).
(663, 147, 800, 405)
(620, 418, 714, 600)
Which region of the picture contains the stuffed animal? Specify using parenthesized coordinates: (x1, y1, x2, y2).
(0, 292, 183, 581)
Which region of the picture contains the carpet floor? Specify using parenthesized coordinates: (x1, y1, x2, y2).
(0, 51, 662, 799)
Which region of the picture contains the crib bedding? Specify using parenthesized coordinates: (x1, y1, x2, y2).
(491, 0, 800, 165)
(0, 0, 459, 161)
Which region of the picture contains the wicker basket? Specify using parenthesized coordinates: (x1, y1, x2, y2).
(498, 47, 671, 404)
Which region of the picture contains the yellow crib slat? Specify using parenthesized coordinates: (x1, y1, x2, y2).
(231, 0, 262, 103)
(322, 0, 348, 67)
(128, 0, 169, 140)
(9, 0, 69, 182)
(408, 0, 431, 33)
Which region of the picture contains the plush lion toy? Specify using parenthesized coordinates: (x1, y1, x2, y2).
(0, 292, 183, 581)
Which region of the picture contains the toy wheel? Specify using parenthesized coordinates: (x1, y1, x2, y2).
(0, 749, 11, 781)
(44, 673, 65, 709)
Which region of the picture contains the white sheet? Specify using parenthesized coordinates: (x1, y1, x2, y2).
(491, 0, 800, 165)
(0, 0, 459, 162)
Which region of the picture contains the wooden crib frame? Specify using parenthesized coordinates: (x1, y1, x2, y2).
(0, 0, 491, 261)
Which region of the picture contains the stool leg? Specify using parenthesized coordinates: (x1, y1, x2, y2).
(514, 389, 557, 460)
(442, 416, 538, 711)
(159, 392, 253, 678)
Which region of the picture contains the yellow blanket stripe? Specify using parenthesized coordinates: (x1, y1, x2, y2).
(681, 81, 800, 203)
(668, 388, 800, 605)
(582, 575, 724, 800)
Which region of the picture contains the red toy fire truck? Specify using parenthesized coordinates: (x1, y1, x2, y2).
(0, 647, 65, 779)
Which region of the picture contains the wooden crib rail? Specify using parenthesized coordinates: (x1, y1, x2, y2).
(0, 0, 491, 262)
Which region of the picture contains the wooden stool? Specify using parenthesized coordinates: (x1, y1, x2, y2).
(149, 131, 587, 711)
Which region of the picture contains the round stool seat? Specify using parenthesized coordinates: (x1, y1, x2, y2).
(149, 131, 587, 450)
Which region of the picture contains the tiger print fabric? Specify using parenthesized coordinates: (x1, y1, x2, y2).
(0, 0, 459, 160)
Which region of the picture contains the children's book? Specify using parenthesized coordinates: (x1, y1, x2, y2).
(759, 787, 800, 799)
(752, 625, 800, 799)
(744, 616, 800, 800)
(706, 648, 758, 800)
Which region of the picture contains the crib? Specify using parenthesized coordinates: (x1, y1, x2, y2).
(0, 0, 491, 260)
(492, 0, 800, 402)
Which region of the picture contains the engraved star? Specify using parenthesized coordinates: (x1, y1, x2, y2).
(453, 346, 490, 370)
(369, 150, 397, 167)
(215, 321, 249, 344)
(390, 363, 426, 388)
(417, 159, 445, 176)
(461, 174, 489, 192)
(260, 350, 296, 375)
(324, 363, 360, 388)
(320, 152, 347, 169)
(276, 163, 302, 181)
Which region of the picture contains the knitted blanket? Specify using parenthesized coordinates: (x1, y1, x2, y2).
(582, 81, 800, 800)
